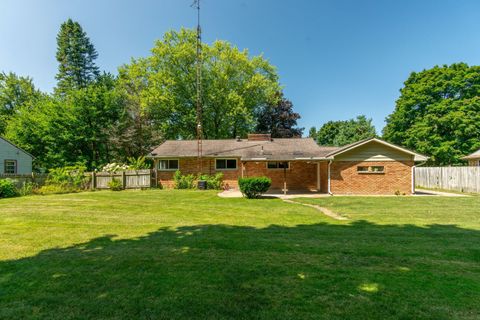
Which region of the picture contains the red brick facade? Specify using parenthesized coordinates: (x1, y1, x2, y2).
(156, 158, 322, 191)
(330, 160, 414, 195)
(155, 158, 414, 195)
(156, 158, 241, 189)
(243, 161, 319, 191)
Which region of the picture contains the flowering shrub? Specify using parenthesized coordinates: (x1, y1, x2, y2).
(101, 163, 130, 173)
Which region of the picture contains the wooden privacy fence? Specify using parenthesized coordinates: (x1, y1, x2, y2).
(415, 166, 480, 193)
(92, 170, 152, 189)
(0, 173, 48, 188)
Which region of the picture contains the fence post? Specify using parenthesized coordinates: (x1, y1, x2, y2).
(122, 171, 126, 189)
(92, 171, 96, 190)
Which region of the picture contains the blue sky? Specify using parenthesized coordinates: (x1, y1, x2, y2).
(1, 0, 480, 134)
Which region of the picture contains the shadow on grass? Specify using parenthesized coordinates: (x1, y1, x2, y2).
(1, 221, 480, 319)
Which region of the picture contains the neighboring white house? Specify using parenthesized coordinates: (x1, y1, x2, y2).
(0, 137, 33, 174)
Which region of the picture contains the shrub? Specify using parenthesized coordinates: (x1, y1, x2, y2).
(0, 179, 18, 198)
(173, 170, 196, 189)
(37, 184, 79, 195)
(199, 172, 224, 190)
(108, 178, 123, 191)
(127, 156, 150, 170)
(238, 177, 271, 199)
(17, 181, 38, 196)
(46, 165, 89, 189)
(101, 162, 130, 173)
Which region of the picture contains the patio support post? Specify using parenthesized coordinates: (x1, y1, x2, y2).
(328, 160, 333, 195)
(316, 162, 320, 192)
(153, 159, 158, 188)
(283, 166, 287, 195)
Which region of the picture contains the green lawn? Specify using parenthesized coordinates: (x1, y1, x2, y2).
(1, 190, 479, 319)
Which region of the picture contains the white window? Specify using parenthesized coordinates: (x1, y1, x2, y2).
(4, 160, 17, 174)
(215, 159, 237, 170)
(158, 159, 179, 171)
(267, 161, 289, 169)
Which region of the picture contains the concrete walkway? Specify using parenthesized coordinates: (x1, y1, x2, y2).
(217, 189, 329, 199)
(414, 188, 469, 197)
(218, 188, 469, 198)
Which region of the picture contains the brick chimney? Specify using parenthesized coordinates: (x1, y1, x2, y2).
(247, 133, 272, 141)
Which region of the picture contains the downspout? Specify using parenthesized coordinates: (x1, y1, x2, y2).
(327, 160, 333, 195)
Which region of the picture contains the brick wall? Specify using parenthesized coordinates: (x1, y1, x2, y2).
(243, 161, 319, 191)
(156, 158, 323, 191)
(156, 158, 241, 189)
(330, 160, 414, 195)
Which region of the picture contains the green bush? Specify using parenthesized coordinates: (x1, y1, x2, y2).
(174, 170, 196, 189)
(0, 179, 18, 198)
(17, 181, 38, 196)
(199, 172, 224, 190)
(173, 171, 224, 190)
(37, 184, 79, 195)
(108, 178, 123, 191)
(46, 165, 89, 189)
(127, 156, 150, 170)
(238, 176, 271, 199)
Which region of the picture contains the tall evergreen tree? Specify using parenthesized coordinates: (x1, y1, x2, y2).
(55, 19, 99, 94)
(255, 92, 304, 138)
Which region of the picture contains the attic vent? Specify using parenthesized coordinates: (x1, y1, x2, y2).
(248, 134, 272, 141)
(293, 151, 304, 156)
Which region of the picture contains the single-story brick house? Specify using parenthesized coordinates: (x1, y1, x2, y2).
(462, 149, 480, 166)
(147, 134, 428, 195)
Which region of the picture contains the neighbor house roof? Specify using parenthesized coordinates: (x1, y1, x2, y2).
(0, 136, 34, 159)
(462, 148, 480, 160)
(148, 138, 339, 161)
(325, 137, 428, 162)
(148, 137, 428, 162)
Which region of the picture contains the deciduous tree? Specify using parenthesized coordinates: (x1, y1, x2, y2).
(383, 63, 480, 165)
(311, 115, 376, 146)
(0, 72, 40, 134)
(255, 92, 303, 138)
(118, 29, 280, 140)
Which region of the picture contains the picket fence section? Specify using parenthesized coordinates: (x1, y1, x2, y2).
(92, 170, 152, 189)
(415, 166, 480, 193)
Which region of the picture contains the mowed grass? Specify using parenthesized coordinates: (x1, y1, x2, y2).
(0, 190, 479, 319)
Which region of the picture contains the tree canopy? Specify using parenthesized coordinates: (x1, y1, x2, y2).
(382, 63, 480, 165)
(2, 25, 286, 170)
(255, 92, 303, 138)
(118, 29, 280, 140)
(310, 115, 376, 146)
(0, 72, 41, 135)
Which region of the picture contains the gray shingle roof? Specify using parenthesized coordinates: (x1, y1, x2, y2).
(148, 138, 339, 161)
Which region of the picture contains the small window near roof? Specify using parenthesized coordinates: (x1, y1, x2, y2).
(216, 159, 237, 170)
(357, 165, 384, 173)
(158, 159, 179, 171)
(4, 160, 17, 174)
(371, 166, 384, 173)
(267, 162, 289, 169)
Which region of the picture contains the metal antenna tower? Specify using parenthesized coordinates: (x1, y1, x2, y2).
(192, 0, 203, 173)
